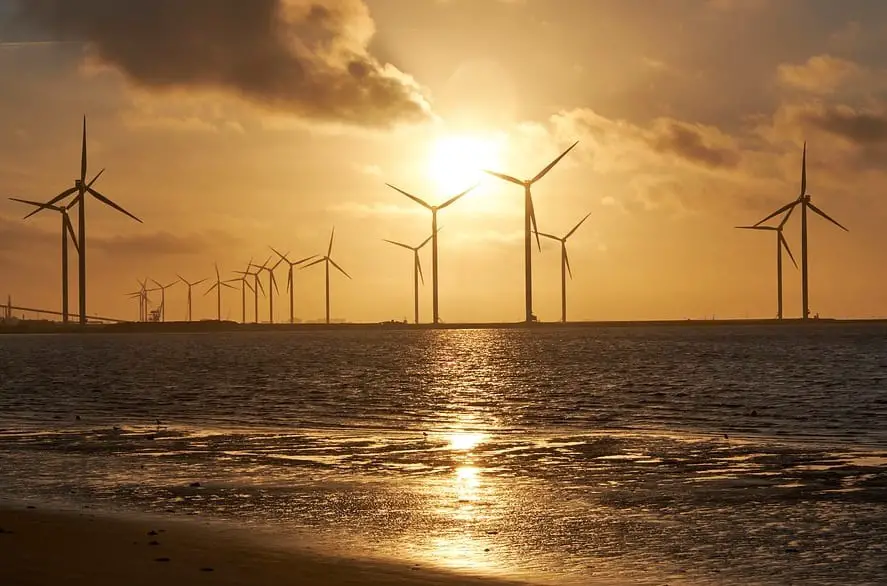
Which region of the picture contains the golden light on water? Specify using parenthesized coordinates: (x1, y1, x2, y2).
(455, 465, 481, 503)
(448, 431, 487, 451)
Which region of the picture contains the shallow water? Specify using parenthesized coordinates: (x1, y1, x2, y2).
(1, 325, 886, 584)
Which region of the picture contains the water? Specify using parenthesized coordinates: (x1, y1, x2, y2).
(1, 325, 886, 584)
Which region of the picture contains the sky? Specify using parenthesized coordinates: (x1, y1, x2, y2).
(1, 0, 886, 323)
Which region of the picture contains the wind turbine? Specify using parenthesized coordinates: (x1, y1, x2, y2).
(226, 271, 255, 324)
(484, 141, 579, 323)
(177, 274, 207, 322)
(128, 279, 150, 321)
(270, 247, 317, 324)
(385, 183, 475, 324)
(736, 210, 798, 320)
(302, 228, 351, 325)
(25, 117, 142, 325)
(204, 263, 235, 321)
(753, 143, 848, 319)
(383, 231, 434, 324)
(535, 213, 591, 323)
(126, 290, 143, 321)
(149, 279, 178, 322)
(9, 197, 80, 323)
(236, 260, 266, 324)
(259, 255, 285, 324)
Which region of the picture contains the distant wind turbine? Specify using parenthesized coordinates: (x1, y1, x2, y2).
(149, 279, 178, 322)
(383, 231, 435, 324)
(259, 255, 285, 324)
(302, 228, 351, 325)
(226, 271, 255, 324)
(484, 141, 579, 323)
(9, 196, 82, 323)
(177, 274, 207, 322)
(270, 247, 317, 324)
(25, 117, 142, 325)
(753, 143, 848, 319)
(235, 260, 266, 324)
(736, 210, 798, 320)
(385, 183, 475, 324)
(204, 263, 235, 321)
(535, 213, 591, 323)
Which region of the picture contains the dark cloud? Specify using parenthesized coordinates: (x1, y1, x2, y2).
(801, 106, 887, 145)
(648, 121, 740, 169)
(11, 0, 430, 126)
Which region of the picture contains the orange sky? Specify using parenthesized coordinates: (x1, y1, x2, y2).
(1, 0, 885, 323)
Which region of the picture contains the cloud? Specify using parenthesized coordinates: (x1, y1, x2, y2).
(777, 55, 863, 94)
(647, 119, 741, 169)
(11, 0, 431, 127)
(799, 104, 887, 146)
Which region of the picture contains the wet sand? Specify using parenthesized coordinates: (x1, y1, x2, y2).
(0, 507, 540, 586)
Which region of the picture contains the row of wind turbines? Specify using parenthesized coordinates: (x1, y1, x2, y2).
(7, 118, 846, 325)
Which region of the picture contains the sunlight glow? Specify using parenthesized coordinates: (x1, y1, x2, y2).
(448, 431, 487, 451)
(427, 134, 504, 195)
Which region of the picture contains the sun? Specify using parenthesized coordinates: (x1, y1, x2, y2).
(427, 134, 504, 196)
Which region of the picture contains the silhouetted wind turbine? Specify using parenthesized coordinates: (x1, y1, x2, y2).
(237, 260, 266, 324)
(535, 213, 590, 323)
(28, 117, 142, 325)
(385, 183, 475, 324)
(383, 231, 434, 324)
(270, 247, 317, 324)
(484, 142, 579, 323)
(177, 274, 207, 322)
(226, 271, 255, 324)
(149, 279, 177, 322)
(205, 263, 235, 321)
(737, 210, 798, 320)
(754, 143, 848, 319)
(9, 197, 80, 323)
(126, 290, 143, 321)
(302, 228, 351, 325)
(259, 255, 285, 324)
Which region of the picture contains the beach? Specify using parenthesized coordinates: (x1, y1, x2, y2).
(0, 506, 539, 586)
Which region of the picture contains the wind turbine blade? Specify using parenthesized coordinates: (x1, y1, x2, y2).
(383, 239, 412, 251)
(269, 246, 288, 262)
(531, 141, 579, 184)
(9, 197, 57, 210)
(164, 281, 177, 289)
(439, 184, 477, 209)
(222, 282, 237, 291)
(271, 256, 286, 271)
(245, 280, 255, 293)
(565, 212, 591, 239)
(386, 183, 432, 209)
(294, 254, 318, 265)
(23, 186, 78, 218)
(87, 168, 104, 189)
(329, 258, 352, 279)
(529, 195, 541, 252)
(565, 246, 574, 280)
(328, 227, 335, 257)
(81, 116, 87, 183)
(64, 214, 80, 254)
(286, 269, 293, 293)
(753, 201, 798, 227)
(536, 231, 561, 241)
(87, 187, 143, 223)
(270, 272, 280, 294)
(779, 232, 798, 269)
(194, 278, 208, 286)
(800, 141, 807, 196)
(807, 202, 849, 232)
(204, 283, 219, 296)
(735, 225, 776, 231)
(779, 203, 796, 229)
(483, 170, 523, 186)
(301, 257, 326, 270)
(215, 263, 220, 280)
(416, 254, 425, 286)
(151, 279, 162, 289)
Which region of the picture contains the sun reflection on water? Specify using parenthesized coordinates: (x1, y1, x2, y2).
(448, 431, 487, 451)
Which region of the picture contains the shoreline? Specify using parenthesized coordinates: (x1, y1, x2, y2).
(2, 316, 887, 334)
(0, 505, 542, 586)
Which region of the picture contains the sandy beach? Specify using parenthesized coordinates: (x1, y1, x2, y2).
(0, 507, 539, 586)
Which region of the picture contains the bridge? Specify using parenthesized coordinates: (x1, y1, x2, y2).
(2, 297, 128, 324)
